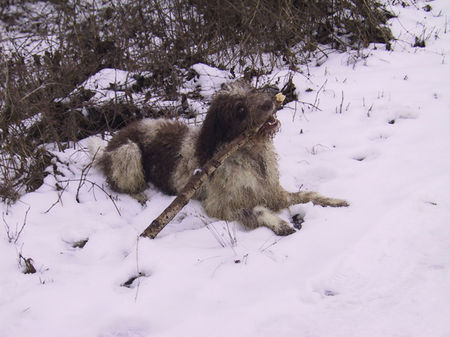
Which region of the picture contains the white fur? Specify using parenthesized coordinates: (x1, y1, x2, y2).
(109, 141, 145, 193)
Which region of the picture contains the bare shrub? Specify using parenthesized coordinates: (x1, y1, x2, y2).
(0, 0, 393, 203)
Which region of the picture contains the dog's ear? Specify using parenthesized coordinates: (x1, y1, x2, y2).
(220, 80, 253, 95)
(196, 95, 248, 165)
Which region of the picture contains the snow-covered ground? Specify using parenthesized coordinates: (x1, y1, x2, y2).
(1, 1, 450, 336)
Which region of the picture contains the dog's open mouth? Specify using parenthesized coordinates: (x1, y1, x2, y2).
(265, 115, 278, 127)
(259, 112, 280, 136)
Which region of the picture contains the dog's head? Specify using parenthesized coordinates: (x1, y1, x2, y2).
(196, 81, 280, 164)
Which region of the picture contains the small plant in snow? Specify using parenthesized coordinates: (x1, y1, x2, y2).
(2, 206, 30, 244)
(206, 221, 238, 249)
(18, 253, 36, 275)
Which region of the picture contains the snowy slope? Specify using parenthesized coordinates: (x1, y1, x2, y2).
(1, 1, 450, 337)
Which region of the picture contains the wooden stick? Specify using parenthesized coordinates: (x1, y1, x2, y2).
(139, 125, 258, 238)
(140, 94, 285, 239)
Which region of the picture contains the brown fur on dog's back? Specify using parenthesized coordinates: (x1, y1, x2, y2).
(93, 81, 348, 235)
(139, 121, 188, 195)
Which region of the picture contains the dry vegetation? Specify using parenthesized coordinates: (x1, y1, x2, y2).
(0, 0, 393, 203)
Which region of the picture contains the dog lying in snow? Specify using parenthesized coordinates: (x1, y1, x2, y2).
(91, 81, 348, 236)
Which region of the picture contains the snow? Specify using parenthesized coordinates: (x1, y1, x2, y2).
(1, 1, 450, 336)
(189, 63, 232, 98)
(74, 68, 137, 103)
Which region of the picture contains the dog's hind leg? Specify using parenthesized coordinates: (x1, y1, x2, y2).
(103, 140, 147, 201)
(287, 191, 349, 207)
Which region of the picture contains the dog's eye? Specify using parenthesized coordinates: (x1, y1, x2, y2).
(236, 103, 247, 120)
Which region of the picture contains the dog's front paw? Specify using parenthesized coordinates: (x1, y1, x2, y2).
(272, 220, 296, 236)
(131, 192, 148, 205)
(253, 206, 296, 236)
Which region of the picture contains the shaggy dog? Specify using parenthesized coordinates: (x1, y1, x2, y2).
(91, 81, 348, 236)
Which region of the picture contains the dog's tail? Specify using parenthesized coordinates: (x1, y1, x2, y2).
(87, 136, 106, 166)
